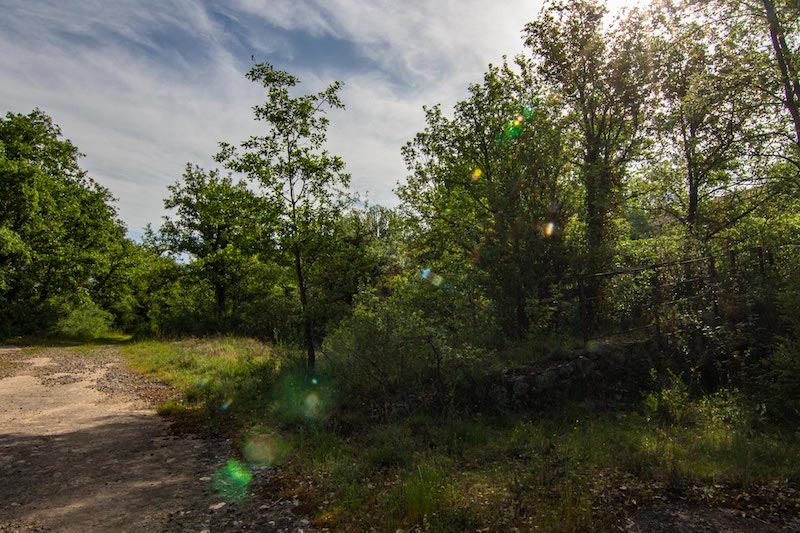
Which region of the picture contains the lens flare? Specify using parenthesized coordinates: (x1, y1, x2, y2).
(311, 377, 318, 385)
(213, 460, 252, 501)
(522, 106, 535, 120)
(304, 392, 320, 415)
(544, 221, 555, 237)
(505, 122, 522, 139)
(421, 267, 446, 288)
(242, 430, 287, 467)
(220, 399, 233, 412)
(471, 168, 482, 181)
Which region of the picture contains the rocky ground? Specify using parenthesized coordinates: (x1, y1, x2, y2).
(0, 345, 314, 532)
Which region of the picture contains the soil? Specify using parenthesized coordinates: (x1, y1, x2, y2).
(0, 346, 314, 532)
(624, 501, 800, 532)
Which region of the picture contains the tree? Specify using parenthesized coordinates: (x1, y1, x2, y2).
(159, 164, 268, 329)
(524, 0, 652, 327)
(0, 109, 127, 336)
(217, 62, 351, 370)
(307, 204, 406, 334)
(398, 60, 573, 340)
(696, 0, 800, 176)
(646, 0, 766, 243)
(525, 0, 652, 257)
(758, 0, 800, 146)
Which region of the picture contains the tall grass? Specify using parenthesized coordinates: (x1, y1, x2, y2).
(121, 337, 284, 431)
(116, 338, 800, 531)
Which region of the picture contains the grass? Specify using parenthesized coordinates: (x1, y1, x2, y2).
(120, 337, 285, 432)
(110, 337, 800, 531)
(281, 400, 799, 531)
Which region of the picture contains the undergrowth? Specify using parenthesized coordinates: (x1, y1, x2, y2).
(116, 338, 800, 531)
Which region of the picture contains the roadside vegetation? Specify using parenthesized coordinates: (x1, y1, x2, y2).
(116, 337, 799, 531)
(3, 0, 800, 529)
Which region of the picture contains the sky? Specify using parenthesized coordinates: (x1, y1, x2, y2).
(1, 0, 634, 239)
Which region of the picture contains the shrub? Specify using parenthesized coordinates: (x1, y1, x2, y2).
(643, 369, 695, 427)
(754, 337, 800, 426)
(53, 298, 115, 340)
(323, 283, 488, 417)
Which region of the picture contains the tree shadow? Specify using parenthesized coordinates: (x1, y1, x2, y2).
(0, 414, 214, 531)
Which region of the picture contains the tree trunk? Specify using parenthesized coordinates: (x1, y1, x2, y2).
(293, 246, 316, 371)
(214, 282, 227, 325)
(762, 0, 800, 146)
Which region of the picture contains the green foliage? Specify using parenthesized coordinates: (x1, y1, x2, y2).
(0, 109, 130, 338)
(217, 61, 352, 369)
(753, 337, 800, 425)
(643, 369, 694, 427)
(122, 337, 280, 430)
(158, 164, 271, 330)
(398, 59, 575, 341)
(524, 0, 651, 276)
(52, 298, 115, 341)
(323, 278, 492, 414)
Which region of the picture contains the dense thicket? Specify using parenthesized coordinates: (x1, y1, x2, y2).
(0, 110, 132, 338)
(3, 0, 798, 423)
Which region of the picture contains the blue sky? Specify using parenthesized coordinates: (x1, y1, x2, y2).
(1, 0, 631, 239)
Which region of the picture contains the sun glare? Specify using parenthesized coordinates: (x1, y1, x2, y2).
(606, 0, 651, 13)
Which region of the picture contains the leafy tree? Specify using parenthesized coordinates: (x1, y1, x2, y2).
(758, 0, 800, 146)
(0, 109, 127, 336)
(645, 0, 767, 244)
(217, 62, 351, 370)
(307, 204, 406, 335)
(399, 60, 574, 340)
(524, 0, 652, 326)
(524, 0, 652, 254)
(697, 0, 800, 177)
(158, 164, 269, 328)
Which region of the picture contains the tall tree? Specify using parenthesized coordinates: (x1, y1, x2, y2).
(524, 0, 652, 328)
(524, 0, 651, 266)
(0, 109, 127, 335)
(398, 60, 572, 339)
(159, 164, 268, 327)
(217, 62, 350, 370)
(647, 0, 765, 242)
(698, 0, 800, 168)
(760, 0, 800, 146)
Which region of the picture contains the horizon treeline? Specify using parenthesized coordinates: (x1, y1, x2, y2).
(2, 0, 799, 421)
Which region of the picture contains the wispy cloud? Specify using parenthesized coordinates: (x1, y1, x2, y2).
(1, 0, 541, 238)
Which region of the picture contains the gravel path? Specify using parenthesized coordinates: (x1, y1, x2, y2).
(0, 346, 314, 532)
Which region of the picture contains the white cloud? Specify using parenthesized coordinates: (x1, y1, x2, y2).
(1, 0, 555, 237)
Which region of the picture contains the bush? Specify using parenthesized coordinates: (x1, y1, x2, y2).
(323, 282, 488, 417)
(53, 299, 115, 340)
(754, 337, 800, 426)
(643, 369, 695, 427)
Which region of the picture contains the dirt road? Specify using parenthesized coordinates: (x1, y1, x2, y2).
(0, 346, 311, 532)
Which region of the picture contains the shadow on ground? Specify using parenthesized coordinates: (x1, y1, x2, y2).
(0, 415, 212, 532)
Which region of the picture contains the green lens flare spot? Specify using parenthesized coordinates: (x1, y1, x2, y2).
(212, 460, 253, 501)
(505, 123, 522, 139)
(522, 106, 535, 120)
